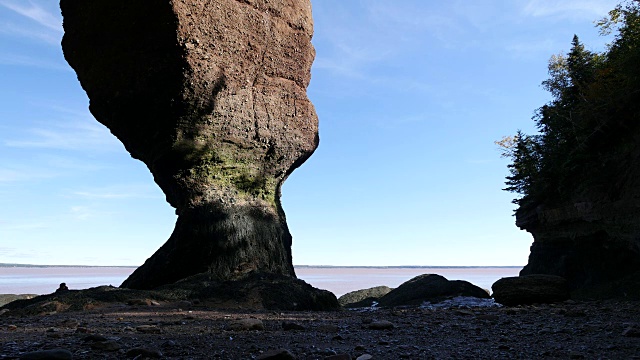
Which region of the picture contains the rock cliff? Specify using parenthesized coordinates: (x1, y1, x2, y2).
(517, 167, 640, 292)
(60, 0, 318, 289)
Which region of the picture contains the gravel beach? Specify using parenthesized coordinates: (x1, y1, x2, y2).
(2, 299, 640, 359)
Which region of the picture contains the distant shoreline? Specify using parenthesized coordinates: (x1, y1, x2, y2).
(0, 263, 138, 268)
(0, 263, 522, 269)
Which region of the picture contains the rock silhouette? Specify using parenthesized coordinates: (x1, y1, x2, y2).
(518, 197, 640, 294)
(61, 0, 318, 289)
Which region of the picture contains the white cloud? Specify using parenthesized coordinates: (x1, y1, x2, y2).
(0, 245, 44, 260)
(0, 53, 69, 71)
(70, 184, 161, 200)
(0, 167, 57, 183)
(0, 222, 49, 231)
(523, 0, 617, 20)
(369, 2, 463, 42)
(70, 206, 92, 221)
(0, 21, 60, 44)
(5, 120, 122, 152)
(506, 39, 560, 58)
(0, 0, 62, 32)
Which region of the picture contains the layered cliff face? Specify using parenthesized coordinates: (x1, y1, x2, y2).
(61, 0, 318, 289)
(517, 158, 640, 290)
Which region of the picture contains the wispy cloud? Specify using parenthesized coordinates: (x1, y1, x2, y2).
(506, 39, 560, 59)
(369, 2, 464, 45)
(0, 221, 49, 231)
(522, 0, 617, 20)
(0, 245, 46, 260)
(466, 159, 495, 165)
(70, 206, 93, 221)
(0, 53, 69, 71)
(5, 120, 121, 152)
(38, 154, 108, 172)
(70, 184, 161, 200)
(0, 166, 57, 183)
(0, 0, 62, 32)
(0, 246, 15, 255)
(0, 21, 60, 44)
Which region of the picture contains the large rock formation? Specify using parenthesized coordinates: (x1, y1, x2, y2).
(517, 179, 640, 293)
(60, 0, 318, 289)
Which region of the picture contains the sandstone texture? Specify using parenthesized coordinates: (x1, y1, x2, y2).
(492, 275, 570, 306)
(517, 192, 640, 295)
(377, 274, 490, 307)
(60, 0, 318, 289)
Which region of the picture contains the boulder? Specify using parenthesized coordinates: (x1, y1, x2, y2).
(492, 274, 570, 306)
(377, 274, 490, 307)
(338, 286, 392, 308)
(0, 294, 36, 307)
(61, 0, 319, 290)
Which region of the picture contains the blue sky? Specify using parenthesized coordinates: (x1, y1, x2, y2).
(0, 0, 619, 267)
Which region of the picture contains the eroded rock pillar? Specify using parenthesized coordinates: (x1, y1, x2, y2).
(61, 0, 318, 289)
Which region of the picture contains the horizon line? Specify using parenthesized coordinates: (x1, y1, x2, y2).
(0, 263, 524, 268)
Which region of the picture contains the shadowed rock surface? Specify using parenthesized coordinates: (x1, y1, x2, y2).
(60, 0, 318, 290)
(518, 193, 640, 296)
(377, 274, 490, 307)
(492, 275, 570, 306)
(0, 271, 339, 314)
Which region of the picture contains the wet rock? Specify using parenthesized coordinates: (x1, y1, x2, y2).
(622, 326, 640, 337)
(339, 286, 392, 308)
(378, 274, 490, 307)
(161, 340, 177, 348)
(136, 325, 162, 334)
(325, 354, 351, 360)
(227, 318, 265, 331)
(126, 348, 163, 358)
(282, 321, 306, 331)
(83, 334, 108, 342)
(317, 324, 339, 333)
(257, 349, 296, 360)
(475, 314, 499, 322)
(91, 340, 121, 351)
(563, 309, 587, 317)
(127, 299, 152, 306)
(492, 275, 570, 306)
(19, 349, 73, 360)
(176, 300, 192, 309)
(57, 318, 79, 328)
(369, 320, 394, 330)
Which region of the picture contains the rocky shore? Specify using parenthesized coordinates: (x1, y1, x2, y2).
(2, 297, 640, 359)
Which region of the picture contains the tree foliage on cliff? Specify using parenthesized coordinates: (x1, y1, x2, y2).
(500, 1, 640, 206)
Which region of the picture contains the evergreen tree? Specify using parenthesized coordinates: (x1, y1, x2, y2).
(500, 1, 640, 206)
